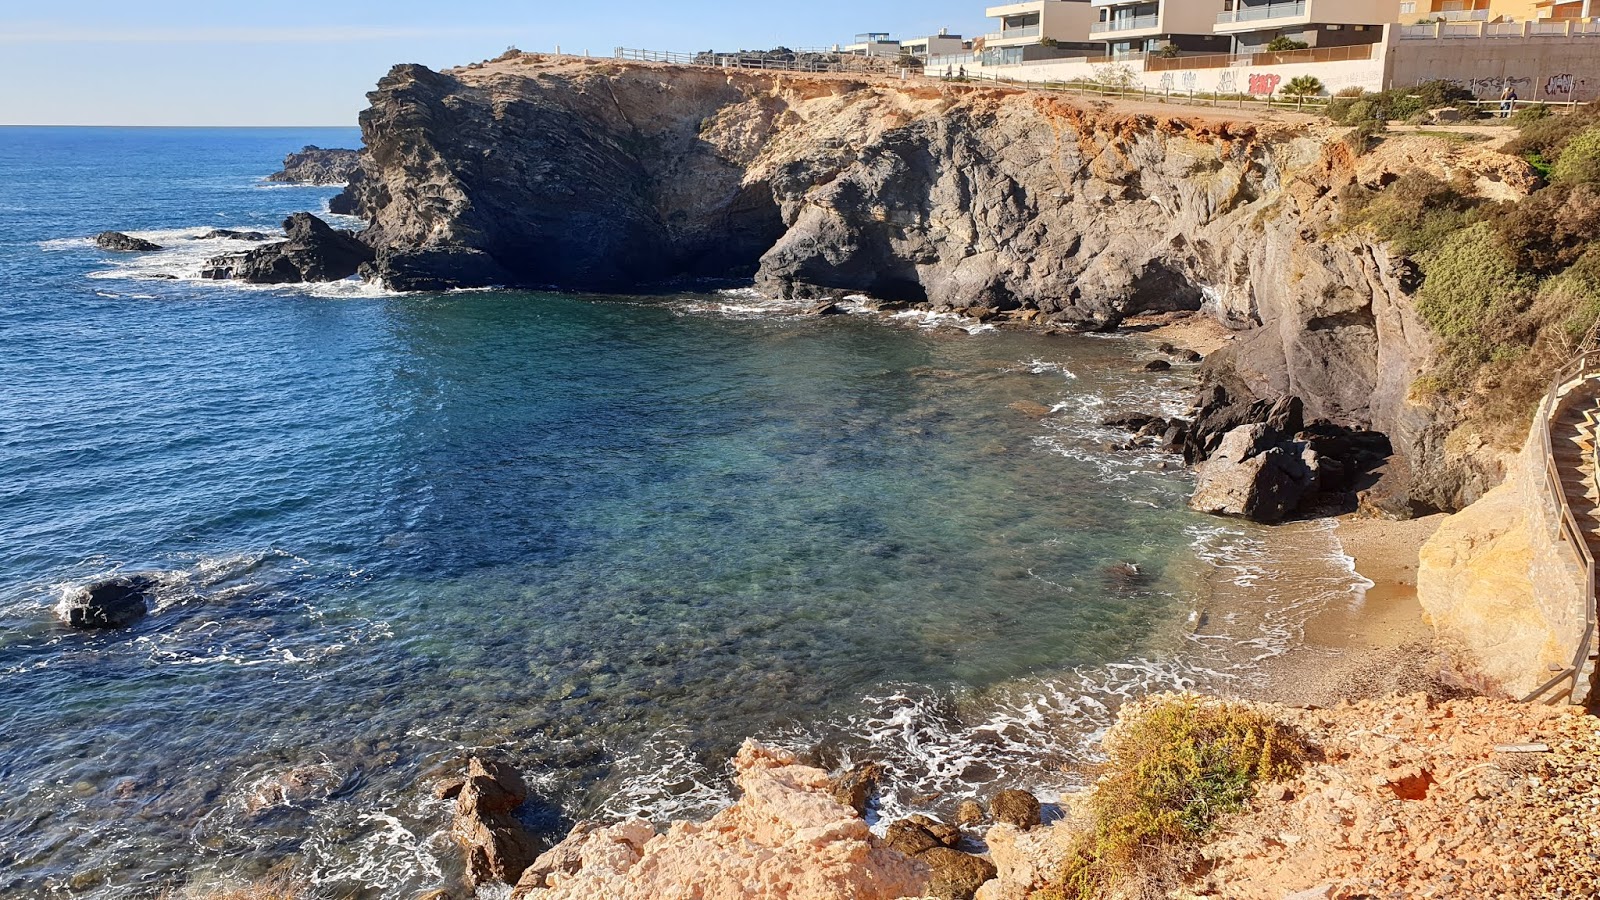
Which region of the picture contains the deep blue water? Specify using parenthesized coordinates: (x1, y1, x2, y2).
(0, 127, 1339, 898)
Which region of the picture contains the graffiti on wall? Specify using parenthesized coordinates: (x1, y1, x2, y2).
(1216, 70, 1238, 94)
(1182, 72, 1198, 92)
(1248, 73, 1283, 96)
(1545, 73, 1576, 96)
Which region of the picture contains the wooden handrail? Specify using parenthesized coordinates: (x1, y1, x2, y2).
(1524, 350, 1600, 704)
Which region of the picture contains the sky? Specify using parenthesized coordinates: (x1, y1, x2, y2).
(2, 1, 988, 126)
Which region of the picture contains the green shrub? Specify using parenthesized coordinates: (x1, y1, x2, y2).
(1506, 106, 1600, 163)
(1512, 103, 1552, 125)
(1283, 75, 1324, 105)
(1486, 182, 1600, 273)
(1406, 110, 1432, 126)
(1265, 37, 1310, 51)
(1552, 126, 1600, 184)
(1415, 223, 1537, 382)
(1055, 696, 1304, 900)
(1343, 172, 1476, 253)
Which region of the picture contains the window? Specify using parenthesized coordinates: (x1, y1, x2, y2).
(1400, 1, 1416, 12)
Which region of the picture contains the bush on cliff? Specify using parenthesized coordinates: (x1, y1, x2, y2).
(1340, 172, 1478, 255)
(1551, 126, 1600, 185)
(1054, 695, 1304, 900)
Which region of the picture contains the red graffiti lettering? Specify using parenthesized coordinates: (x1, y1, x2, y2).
(1248, 73, 1282, 96)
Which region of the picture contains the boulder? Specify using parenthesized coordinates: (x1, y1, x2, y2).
(885, 819, 943, 856)
(1008, 401, 1054, 419)
(244, 763, 347, 813)
(453, 757, 541, 887)
(989, 790, 1041, 830)
(95, 232, 161, 252)
(1189, 424, 1317, 524)
(827, 762, 883, 815)
(265, 145, 362, 186)
(60, 576, 155, 629)
(1183, 389, 1304, 465)
(955, 800, 986, 827)
(1142, 359, 1172, 372)
(201, 213, 374, 284)
(808, 301, 847, 317)
(920, 847, 997, 900)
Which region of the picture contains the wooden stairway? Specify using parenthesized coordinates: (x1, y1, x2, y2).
(1547, 385, 1600, 705)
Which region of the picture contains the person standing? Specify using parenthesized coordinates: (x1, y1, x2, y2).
(1501, 85, 1518, 118)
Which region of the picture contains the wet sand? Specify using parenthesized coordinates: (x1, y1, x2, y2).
(1246, 513, 1453, 708)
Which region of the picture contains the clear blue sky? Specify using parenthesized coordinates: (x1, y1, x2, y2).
(3, 1, 987, 126)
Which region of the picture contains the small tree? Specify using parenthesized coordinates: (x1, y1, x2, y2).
(1158, 43, 1181, 59)
(1265, 36, 1310, 52)
(1283, 75, 1325, 109)
(1039, 37, 1060, 48)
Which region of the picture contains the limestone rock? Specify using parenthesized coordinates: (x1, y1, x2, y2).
(955, 800, 986, 827)
(201, 213, 373, 284)
(95, 231, 161, 252)
(513, 741, 928, 900)
(453, 757, 541, 887)
(59, 575, 156, 629)
(921, 847, 997, 900)
(989, 790, 1041, 830)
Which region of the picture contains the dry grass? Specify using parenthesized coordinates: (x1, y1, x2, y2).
(1053, 694, 1306, 900)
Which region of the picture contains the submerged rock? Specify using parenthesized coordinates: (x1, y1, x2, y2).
(201, 213, 373, 284)
(196, 229, 270, 242)
(265, 145, 361, 186)
(453, 756, 541, 888)
(95, 231, 161, 252)
(60, 575, 156, 629)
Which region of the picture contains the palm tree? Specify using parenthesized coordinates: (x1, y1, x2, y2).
(1283, 75, 1325, 109)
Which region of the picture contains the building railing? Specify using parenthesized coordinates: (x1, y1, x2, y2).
(1400, 19, 1600, 38)
(613, 47, 906, 74)
(1091, 14, 1161, 34)
(984, 24, 1042, 41)
(1524, 349, 1600, 705)
(1144, 42, 1375, 71)
(1216, 1, 1308, 26)
(1432, 8, 1490, 20)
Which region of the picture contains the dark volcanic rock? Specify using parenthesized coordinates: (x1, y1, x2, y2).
(95, 231, 162, 252)
(326, 169, 365, 216)
(60, 575, 156, 629)
(1189, 424, 1318, 524)
(201, 213, 374, 284)
(453, 757, 541, 888)
(266, 145, 362, 186)
(197, 229, 270, 242)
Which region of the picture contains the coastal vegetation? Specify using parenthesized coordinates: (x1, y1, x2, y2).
(1054, 695, 1305, 900)
(1332, 102, 1600, 444)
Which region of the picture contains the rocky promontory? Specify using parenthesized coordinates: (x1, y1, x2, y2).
(266, 145, 361, 186)
(322, 55, 1539, 514)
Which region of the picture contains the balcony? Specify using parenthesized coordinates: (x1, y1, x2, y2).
(1215, 1, 1309, 30)
(1091, 14, 1160, 34)
(984, 24, 1043, 43)
(1433, 8, 1490, 20)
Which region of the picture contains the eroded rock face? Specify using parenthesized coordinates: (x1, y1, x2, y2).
(95, 231, 161, 252)
(266, 145, 362, 186)
(338, 58, 1521, 511)
(201, 213, 373, 284)
(509, 741, 930, 900)
(59, 576, 156, 629)
(453, 756, 541, 888)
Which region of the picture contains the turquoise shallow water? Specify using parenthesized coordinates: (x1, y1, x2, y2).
(0, 128, 1359, 898)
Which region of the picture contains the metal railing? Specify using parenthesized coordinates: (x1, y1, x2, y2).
(1144, 42, 1375, 71)
(612, 47, 906, 74)
(1524, 350, 1600, 704)
(1216, 1, 1308, 26)
(984, 25, 1042, 41)
(1401, 19, 1600, 38)
(1091, 14, 1160, 33)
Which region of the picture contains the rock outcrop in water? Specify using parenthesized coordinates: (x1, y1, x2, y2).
(330, 56, 1535, 514)
(201, 213, 373, 284)
(59, 575, 155, 629)
(453, 757, 542, 888)
(266, 145, 362, 186)
(95, 231, 161, 252)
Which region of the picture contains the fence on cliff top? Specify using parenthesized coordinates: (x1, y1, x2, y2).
(613, 47, 902, 75)
(1527, 351, 1600, 705)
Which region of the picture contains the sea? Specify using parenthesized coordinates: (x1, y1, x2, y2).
(0, 127, 1371, 898)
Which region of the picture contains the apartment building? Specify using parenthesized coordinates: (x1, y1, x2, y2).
(979, 1, 1100, 64)
(1215, 0, 1401, 53)
(840, 33, 903, 57)
(901, 30, 968, 59)
(1534, 0, 1596, 18)
(1089, 0, 1232, 57)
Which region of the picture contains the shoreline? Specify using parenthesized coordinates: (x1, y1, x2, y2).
(1239, 513, 1449, 708)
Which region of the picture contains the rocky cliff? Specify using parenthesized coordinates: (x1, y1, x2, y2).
(334, 54, 1536, 512)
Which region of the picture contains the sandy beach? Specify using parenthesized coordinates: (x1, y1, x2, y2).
(1246, 513, 1453, 708)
